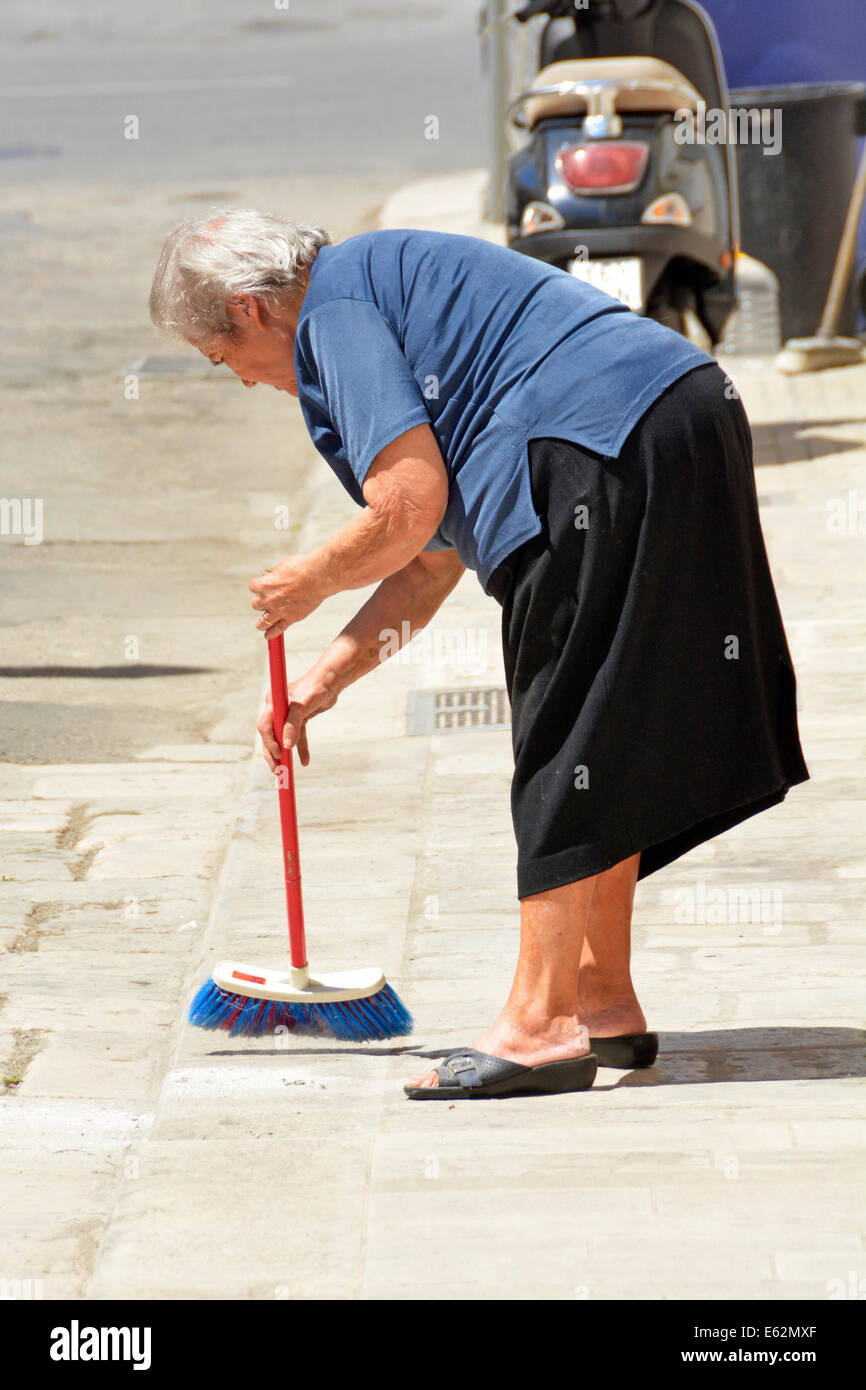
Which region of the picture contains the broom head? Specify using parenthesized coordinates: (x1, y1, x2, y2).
(189, 959, 413, 1041)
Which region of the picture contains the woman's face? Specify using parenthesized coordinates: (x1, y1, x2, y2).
(197, 295, 300, 395)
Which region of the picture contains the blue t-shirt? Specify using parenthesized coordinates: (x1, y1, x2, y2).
(293, 229, 712, 593)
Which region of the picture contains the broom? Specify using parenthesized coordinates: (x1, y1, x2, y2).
(776, 138, 866, 374)
(188, 633, 413, 1041)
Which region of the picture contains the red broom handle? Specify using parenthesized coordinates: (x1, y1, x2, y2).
(267, 634, 307, 970)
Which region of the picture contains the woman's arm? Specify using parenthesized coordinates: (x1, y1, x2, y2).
(257, 546, 465, 769)
(249, 424, 450, 636)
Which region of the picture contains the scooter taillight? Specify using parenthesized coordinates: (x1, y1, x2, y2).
(555, 142, 649, 194)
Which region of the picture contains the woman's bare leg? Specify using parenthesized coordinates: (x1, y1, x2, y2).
(577, 851, 646, 1038)
(408, 874, 597, 1089)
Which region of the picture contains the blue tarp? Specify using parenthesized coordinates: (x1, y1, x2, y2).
(701, 0, 865, 303)
(699, 0, 865, 88)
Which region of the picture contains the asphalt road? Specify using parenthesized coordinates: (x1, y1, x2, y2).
(0, 0, 487, 183)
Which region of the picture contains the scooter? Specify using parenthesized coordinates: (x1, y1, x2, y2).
(498, 0, 739, 345)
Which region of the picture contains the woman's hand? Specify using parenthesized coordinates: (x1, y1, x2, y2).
(257, 670, 340, 771)
(255, 548, 465, 773)
(248, 555, 327, 638)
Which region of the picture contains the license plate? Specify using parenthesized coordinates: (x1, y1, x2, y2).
(568, 256, 644, 312)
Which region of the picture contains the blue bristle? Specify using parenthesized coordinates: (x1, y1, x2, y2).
(188, 977, 413, 1042)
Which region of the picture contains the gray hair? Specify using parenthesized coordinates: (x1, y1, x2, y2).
(149, 207, 331, 343)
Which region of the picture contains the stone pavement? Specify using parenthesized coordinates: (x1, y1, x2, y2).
(1, 174, 864, 1302)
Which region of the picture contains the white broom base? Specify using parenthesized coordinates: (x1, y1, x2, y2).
(776, 336, 864, 374)
(212, 959, 386, 1004)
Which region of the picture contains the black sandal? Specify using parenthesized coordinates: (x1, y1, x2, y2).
(404, 1047, 597, 1100)
(589, 1032, 658, 1069)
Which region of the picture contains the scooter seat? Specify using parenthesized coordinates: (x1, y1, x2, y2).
(518, 57, 702, 129)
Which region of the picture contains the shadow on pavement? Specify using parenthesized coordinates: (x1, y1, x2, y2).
(200, 1026, 866, 1085)
(0, 664, 215, 677)
(751, 419, 865, 466)
(606, 1025, 866, 1087)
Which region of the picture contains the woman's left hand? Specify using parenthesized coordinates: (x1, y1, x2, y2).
(248, 555, 325, 638)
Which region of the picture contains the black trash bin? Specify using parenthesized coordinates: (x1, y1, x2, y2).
(730, 82, 866, 342)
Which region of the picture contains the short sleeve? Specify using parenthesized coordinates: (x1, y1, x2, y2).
(423, 528, 454, 551)
(295, 299, 431, 490)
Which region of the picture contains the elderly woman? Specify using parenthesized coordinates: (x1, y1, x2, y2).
(150, 209, 808, 1100)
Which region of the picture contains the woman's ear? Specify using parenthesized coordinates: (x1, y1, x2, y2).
(227, 295, 267, 329)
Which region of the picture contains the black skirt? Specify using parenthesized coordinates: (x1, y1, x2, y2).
(486, 360, 809, 899)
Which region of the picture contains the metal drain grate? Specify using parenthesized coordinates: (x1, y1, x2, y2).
(407, 687, 511, 736)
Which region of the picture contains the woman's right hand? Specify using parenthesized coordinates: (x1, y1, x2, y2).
(257, 673, 334, 773)
(257, 691, 282, 772)
(258, 690, 310, 773)
(258, 692, 312, 772)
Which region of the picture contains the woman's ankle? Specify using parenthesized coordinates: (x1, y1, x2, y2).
(578, 1000, 647, 1036)
(578, 968, 639, 1009)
